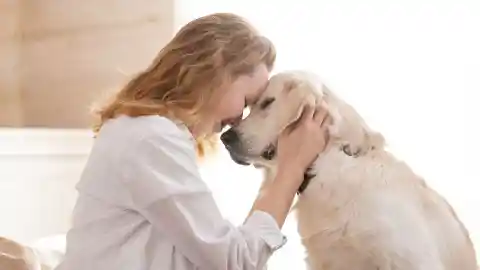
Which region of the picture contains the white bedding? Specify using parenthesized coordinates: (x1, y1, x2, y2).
(29, 234, 66, 269)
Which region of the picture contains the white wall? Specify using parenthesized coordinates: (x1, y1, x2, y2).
(175, 0, 480, 268)
(0, 129, 93, 244)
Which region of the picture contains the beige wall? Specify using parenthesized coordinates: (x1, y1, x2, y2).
(0, 0, 174, 128)
(0, 0, 22, 126)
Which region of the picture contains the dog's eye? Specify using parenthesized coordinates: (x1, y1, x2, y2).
(260, 98, 275, 110)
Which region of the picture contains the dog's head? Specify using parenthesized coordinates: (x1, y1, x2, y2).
(221, 70, 385, 168)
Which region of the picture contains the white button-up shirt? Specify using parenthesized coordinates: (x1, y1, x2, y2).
(55, 115, 287, 270)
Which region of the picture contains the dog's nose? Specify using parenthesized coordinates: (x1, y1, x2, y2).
(220, 129, 239, 147)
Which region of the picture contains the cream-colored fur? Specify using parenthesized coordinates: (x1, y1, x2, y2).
(224, 71, 477, 270)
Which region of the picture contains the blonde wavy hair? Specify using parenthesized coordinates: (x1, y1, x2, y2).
(91, 13, 276, 157)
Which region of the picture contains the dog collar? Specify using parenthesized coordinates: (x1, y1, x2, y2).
(298, 167, 315, 194)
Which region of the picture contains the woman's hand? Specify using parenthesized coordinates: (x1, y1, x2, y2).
(249, 102, 332, 229)
(277, 103, 331, 182)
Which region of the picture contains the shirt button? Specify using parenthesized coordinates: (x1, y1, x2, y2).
(271, 235, 288, 251)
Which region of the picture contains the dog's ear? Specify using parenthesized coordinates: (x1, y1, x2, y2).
(321, 87, 385, 157)
(284, 93, 316, 130)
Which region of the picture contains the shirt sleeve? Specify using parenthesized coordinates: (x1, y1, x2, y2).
(120, 128, 287, 270)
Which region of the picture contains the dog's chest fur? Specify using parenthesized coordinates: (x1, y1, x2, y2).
(289, 145, 477, 270)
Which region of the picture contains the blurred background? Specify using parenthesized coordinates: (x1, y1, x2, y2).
(0, 0, 479, 269)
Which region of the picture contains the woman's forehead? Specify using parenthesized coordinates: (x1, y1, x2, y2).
(228, 65, 269, 95)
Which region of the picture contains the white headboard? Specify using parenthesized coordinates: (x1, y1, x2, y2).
(0, 128, 93, 244)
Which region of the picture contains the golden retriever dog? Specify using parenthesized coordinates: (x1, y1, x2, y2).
(220, 70, 477, 270)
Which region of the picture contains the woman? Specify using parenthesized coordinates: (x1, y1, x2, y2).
(56, 13, 331, 270)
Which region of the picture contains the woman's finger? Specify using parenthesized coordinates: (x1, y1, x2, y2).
(321, 115, 333, 127)
(313, 104, 329, 124)
(299, 104, 315, 123)
(320, 115, 332, 141)
(284, 105, 314, 134)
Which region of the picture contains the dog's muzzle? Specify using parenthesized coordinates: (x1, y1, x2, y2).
(229, 154, 251, 166)
(221, 129, 251, 166)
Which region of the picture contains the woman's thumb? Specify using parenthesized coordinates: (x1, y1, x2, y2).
(284, 104, 314, 134)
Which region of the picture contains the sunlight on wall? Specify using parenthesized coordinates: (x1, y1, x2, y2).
(176, 0, 480, 268)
